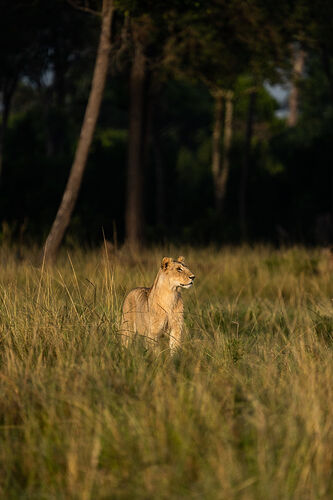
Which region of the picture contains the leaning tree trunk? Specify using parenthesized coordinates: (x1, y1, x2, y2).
(43, 0, 114, 265)
(239, 91, 256, 241)
(288, 45, 305, 127)
(125, 29, 146, 250)
(211, 89, 234, 214)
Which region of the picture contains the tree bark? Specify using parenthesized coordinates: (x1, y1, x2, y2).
(125, 28, 146, 249)
(211, 90, 223, 211)
(43, 0, 113, 265)
(211, 89, 234, 214)
(145, 85, 165, 227)
(153, 128, 165, 226)
(288, 45, 305, 127)
(239, 91, 256, 241)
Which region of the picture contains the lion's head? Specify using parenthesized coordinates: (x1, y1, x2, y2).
(160, 256, 195, 290)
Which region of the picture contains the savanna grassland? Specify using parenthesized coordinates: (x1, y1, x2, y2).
(0, 245, 332, 499)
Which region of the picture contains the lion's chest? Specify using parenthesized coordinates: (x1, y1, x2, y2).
(144, 305, 171, 334)
(137, 295, 176, 337)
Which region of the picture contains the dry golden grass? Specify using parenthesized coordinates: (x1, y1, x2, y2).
(0, 244, 332, 499)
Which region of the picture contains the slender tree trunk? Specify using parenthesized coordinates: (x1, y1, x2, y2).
(125, 29, 146, 249)
(142, 72, 153, 177)
(211, 89, 233, 214)
(288, 45, 305, 127)
(239, 91, 256, 241)
(221, 91, 233, 206)
(211, 90, 223, 211)
(153, 129, 165, 226)
(148, 86, 165, 226)
(43, 0, 113, 264)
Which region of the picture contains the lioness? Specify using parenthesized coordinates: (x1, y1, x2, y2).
(120, 256, 195, 352)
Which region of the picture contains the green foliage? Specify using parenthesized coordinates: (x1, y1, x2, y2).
(95, 128, 127, 149)
(0, 0, 333, 246)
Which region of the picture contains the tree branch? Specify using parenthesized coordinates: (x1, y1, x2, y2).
(67, 0, 101, 17)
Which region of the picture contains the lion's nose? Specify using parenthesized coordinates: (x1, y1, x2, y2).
(190, 275, 195, 280)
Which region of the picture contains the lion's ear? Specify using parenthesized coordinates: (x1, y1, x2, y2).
(161, 257, 172, 270)
(177, 256, 185, 264)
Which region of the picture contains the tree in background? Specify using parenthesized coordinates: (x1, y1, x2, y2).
(292, 0, 333, 102)
(0, 1, 43, 182)
(162, 4, 239, 217)
(239, 89, 257, 240)
(43, 0, 114, 264)
(210, 88, 234, 215)
(124, 15, 152, 250)
(287, 45, 306, 127)
(0, 0, 332, 248)
(164, 0, 291, 230)
(120, 1, 175, 249)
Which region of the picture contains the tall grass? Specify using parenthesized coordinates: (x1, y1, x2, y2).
(0, 245, 332, 499)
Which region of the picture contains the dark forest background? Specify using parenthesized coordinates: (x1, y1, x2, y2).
(0, 0, 332, 254)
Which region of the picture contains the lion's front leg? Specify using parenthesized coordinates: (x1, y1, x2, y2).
(169, 323, 182, 354)
(120, 315, 134, 347)
(120, 293, 137, 347)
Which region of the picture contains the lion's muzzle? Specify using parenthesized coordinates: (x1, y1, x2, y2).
(180, 275, 195, 288)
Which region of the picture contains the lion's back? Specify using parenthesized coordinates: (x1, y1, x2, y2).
(122, 287, 149, 319)
(121, 287, 151, 337)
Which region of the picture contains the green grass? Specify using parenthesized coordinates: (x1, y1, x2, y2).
(0, 244, 332, 499)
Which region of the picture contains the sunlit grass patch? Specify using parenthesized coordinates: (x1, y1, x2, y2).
(0, 244, 332, 499)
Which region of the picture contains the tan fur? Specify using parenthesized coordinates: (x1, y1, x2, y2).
(120, 256, 195, 353)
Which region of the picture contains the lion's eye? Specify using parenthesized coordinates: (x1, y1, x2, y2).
(177, 267, 183, 272)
